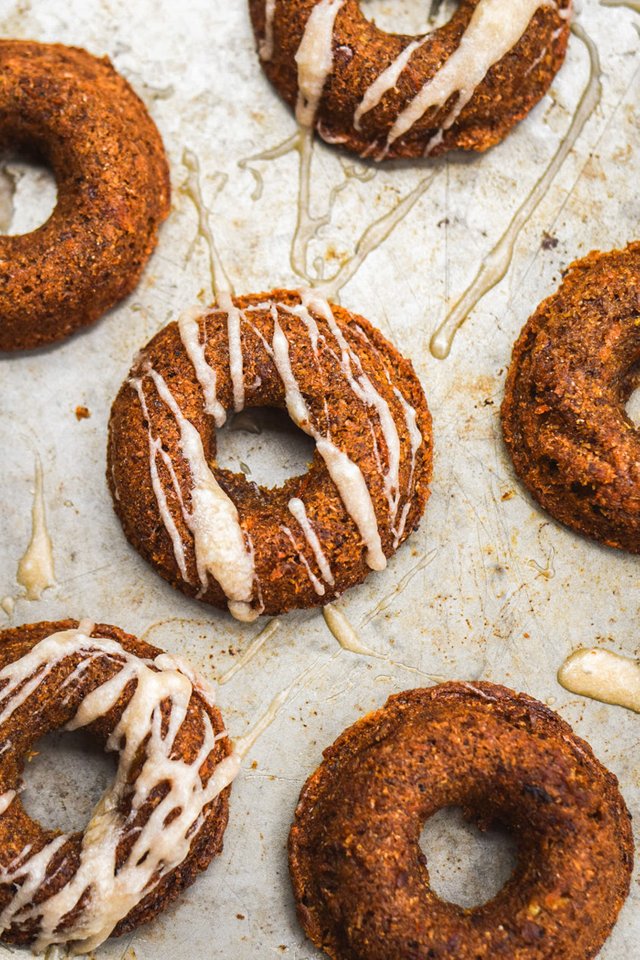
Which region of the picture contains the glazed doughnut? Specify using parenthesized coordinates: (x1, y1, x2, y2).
(249, 0, 572, 160)
(0, 620, 236, 953)
(502, 242, 640, 553)
(289, 681, 633, 960)
(0, 41, 170, 352)
(108, 290, 432, 621)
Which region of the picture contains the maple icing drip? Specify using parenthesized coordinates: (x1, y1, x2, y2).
(295, 0, 346, 127)
(260, 0, 278, 60)
(0, 624, 239, 953)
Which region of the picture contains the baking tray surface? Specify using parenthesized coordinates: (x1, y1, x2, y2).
(0, 1, 639, 956)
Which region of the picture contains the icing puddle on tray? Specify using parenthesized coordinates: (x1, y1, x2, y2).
(558, 648, 640, 714)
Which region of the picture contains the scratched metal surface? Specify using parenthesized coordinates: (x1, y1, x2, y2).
(0, 0, 639, 957)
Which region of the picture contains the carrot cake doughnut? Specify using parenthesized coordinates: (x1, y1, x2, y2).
(0, 41, 170, 352)
(502, 242, 640, 553)
(249, 0, 572, 160)
(289, 682, 633, 960)
(107, 290, 432, 621)
(0, 619, 236, 952)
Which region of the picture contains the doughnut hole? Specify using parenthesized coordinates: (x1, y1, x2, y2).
(20, 729, 116, 834)
(0, 154, 58, 236)
(360, 0, 461, 35)
(624, 385, 640, 427)
(215, 406, 316, 488)
(420, 806, 518, 908)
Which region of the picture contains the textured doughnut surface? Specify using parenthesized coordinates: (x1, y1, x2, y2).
(289, 681, 633, 960)
(108, 290, 432, 620)
(0, 620, 235, 952)
(0, 41, 170, 352)
(249, 0, 571, 159)
(502, 243, 640, 553)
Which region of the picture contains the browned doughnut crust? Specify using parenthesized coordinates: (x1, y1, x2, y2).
(0, 620, 232, 947)
(289, 682, 633, 960)
(107, 290, 432, 618)
(248, 0, 571, 160)
(0, 41, 170, 352)
(502, 243, 640, 553)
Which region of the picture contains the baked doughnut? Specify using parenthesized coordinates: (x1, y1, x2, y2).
(289, 681, 633, 960)
(107, 290, 432, 621)
(502, 242, 640, 553)
(0, 619, 236, 953)
(249, 0, 572, 159)
(0, 41, 170, 352)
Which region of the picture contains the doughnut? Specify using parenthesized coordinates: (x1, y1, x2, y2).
(107, 289, 432, 621)
(249, 0, 572, 160)
(289, 682, 633, 960)
(0, 619, 237, 953)
(502, 242, 640, 553)
(0, 41, 170, 352)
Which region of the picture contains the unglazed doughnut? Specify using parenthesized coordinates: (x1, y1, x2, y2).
(289, 682, 633, 960)
(0, 41, 170, 351)
(108, 290, 432, 621)
(502, 243, 640, 552)
(0, 620, 236, 952)
(249, 0, 572, 160)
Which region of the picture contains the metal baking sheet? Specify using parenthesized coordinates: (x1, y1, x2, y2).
(1, 0, 639, 956)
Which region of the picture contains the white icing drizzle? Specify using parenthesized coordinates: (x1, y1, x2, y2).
(178, 307, 227, 428)
(0, 625, 240, 953)
(354, 36, 429, 131)
(316, 439, 386, 570)
(295, 0, 346, 127)
(300, 290, 402, 522)
(558, 648, 640, 713)
(0, 791, 15, 816)
(260, 0, 278, 60)
(219, 290, 246, 413)
(142, 370, 257, 622)
(16, 457, 55, 602)
(281, 525, 326, 595)
(270, 308, 386, 571)
(288, 497, 334, 586)
(133, 379, 192, 585)
(384, 0, 555, 154)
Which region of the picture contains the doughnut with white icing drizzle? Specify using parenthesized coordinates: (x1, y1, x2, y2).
(249, 0, 572, 159)
(0, 619, 236, 953)
(108, 290, 432, 620)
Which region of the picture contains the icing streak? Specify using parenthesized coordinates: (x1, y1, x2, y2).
(384, 0, 554, 153)
(260, 0, 278, 60)
(295, 0, 346, 127)
(133, 371, 258, 623)
(271, 306, 386, 571)
(0, 625, 239, 953)
(354, 36, 429, 131)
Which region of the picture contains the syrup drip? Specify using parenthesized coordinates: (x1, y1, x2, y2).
(16, 456, 55, 602)
(429, 23, 602, 359)
(219, 620, 280, 684)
